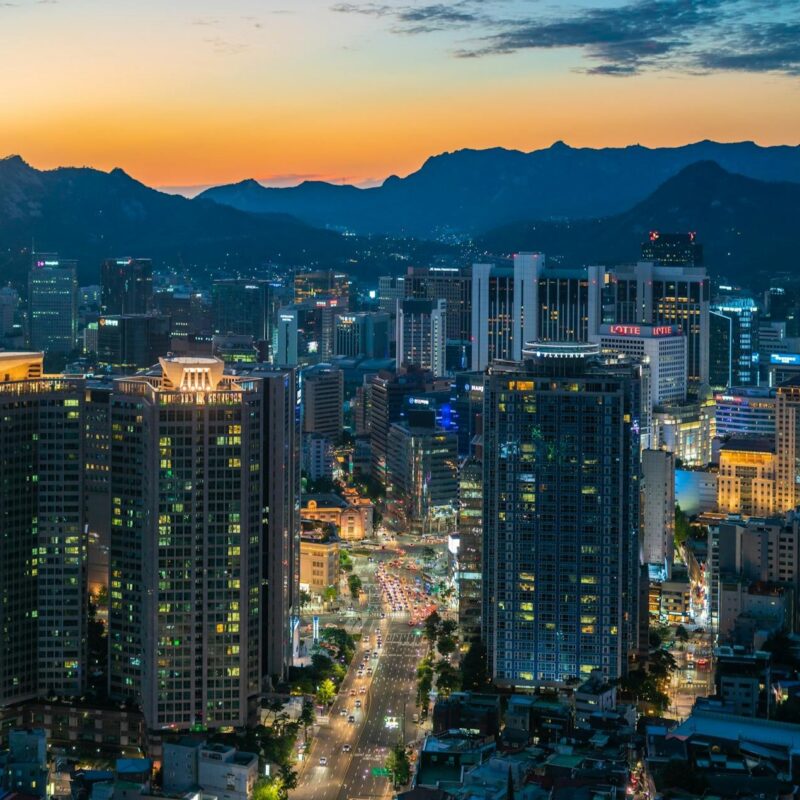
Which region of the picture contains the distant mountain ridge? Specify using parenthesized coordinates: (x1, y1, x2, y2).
(477, 160, 800, 282)
(198, 140, 800, 237)
(0, 155, 353, 284)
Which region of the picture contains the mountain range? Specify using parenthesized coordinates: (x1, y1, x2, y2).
(477, 161, 800, 282)
(198, 140, 800, 238)
(1, 143, 799, 288)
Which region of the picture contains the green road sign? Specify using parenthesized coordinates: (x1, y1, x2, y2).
(371, 767, 391, 777)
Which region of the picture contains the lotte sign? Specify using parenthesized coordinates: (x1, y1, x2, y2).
(609, 324, 675, 337)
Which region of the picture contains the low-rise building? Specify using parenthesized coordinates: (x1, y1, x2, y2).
(714, 646, 772, 718)
(299, 523, 340, 596)
(301, 493, 374, 541)
(163, 740, 257, 800)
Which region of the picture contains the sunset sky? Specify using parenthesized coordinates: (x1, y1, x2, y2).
(1, 0, 798, 193)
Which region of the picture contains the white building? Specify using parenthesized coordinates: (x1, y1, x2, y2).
(641, 450, 676, 576)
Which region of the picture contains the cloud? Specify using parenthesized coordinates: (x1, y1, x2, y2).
(333, 0, 800, 77)
(694, 21, 800, 75)
(203, 36, 249, 55)
(332, 1, 481, 33)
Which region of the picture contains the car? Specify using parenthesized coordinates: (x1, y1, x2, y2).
(373, 651, 379, 658)
(367, 668, 373, 676)
(357, 670, 364, 677)
(355, 699, 362, 708)
(349, 689, 356, 696)
(340, 708, 348, 716)
(319, 757, 328, 766)
(359, 686, 366, 694)
(380, 612, 386, 619)
(342, 743, 352, 752)
(348, 715, 356, 723)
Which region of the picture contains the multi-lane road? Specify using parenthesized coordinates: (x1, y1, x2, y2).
(293, 620, 423, 800)
(293, 540, 435, 800)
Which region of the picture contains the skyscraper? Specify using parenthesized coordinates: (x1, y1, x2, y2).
(212, 279, 271, 342)
(301, 364, 344, 442)
(396, 298, 447, 376)
(107, 357, 299, 728)
(709, 295, 759, 388)
(333, 312, 390, 359)
(599, 261, 710, 390)
(28, 254, 78, 354)
(97, 314, 171, 369)
(404, 266, 472, 346)
(482, 342, 641, 686)
(0, 352, 87, 705)
(101, 258, 153, 315)
(641, 231, 703, 267)
(641, 449, 675, 577)
(776, 377, 800, 513)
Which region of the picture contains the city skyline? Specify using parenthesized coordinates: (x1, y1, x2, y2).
(1, 0, 798, 191)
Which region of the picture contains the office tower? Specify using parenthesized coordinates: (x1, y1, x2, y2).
(212, 279, 271, 342)
(396, 298, 447, 376)
(28, 254, 78, 354)
(405, 266, 472, 345)
(275, 306, 299, 367)
(536, 265, 600, 343)
(0, 352, 87, 705)
(101, 258, 153, 315)
(333, 312, 390, 359)
(641, 450, 675, 577)
(482, 342, 641, 686)
(211, 334, 262, 365)
(591, 323, 687, 447)
(154, 289, 211, 339)
(108, 358, 263, 729)
(368, 368, 432, 478)
(386, 409, 458, 535)
(714, 387, 776, 437)
(0, 287, 23, 348)
(471, 254, 543, 370)
(378, 275, 405, 315)
(452, 371, 485, 458)
(599, 262, 710, 390)
(294, 270, 349, 306)
(710, 296, 759, 388)
(717, 439, 776, 517)
(775, 378, 800, 512)
(301, 364, 344, 442)
(651, 396, 716, 466)
(457, 444, 483, 645)
(641, 231, 703, 266)
(97, 314, 171, 369)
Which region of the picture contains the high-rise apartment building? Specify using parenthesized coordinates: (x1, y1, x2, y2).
(482, 342, 641, 687)
(0, 352, 87, 705)
(101, 258, 153, 315)
(28, 254, 78, 354)
(396, 298, 447, 376)
(108, 357, 299, 728)
(457, 449, 483, 645)
(641, 231, 703, 267)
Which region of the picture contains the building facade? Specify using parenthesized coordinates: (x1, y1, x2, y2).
(28, 255, 78, 354)
(482, 342, 641, 687)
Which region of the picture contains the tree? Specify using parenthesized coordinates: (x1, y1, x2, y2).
(252, 778, 282, 800)
(385, 742, 411, 788)
(437, 634, 457, 658)
(424, 610, 442, 646)
(299, 590, 311, 609)
(316, 678, 336, 706)
(323, 585, 338, 604)
(674, 504, 691, 549)
(348, 574, 363, 599)
(299, 700, 315, 742)
(435, 659, 461, 697)
(461, 642, 491, 691)
(659, 759, 707, 795)
(675, 625, 689, 643)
